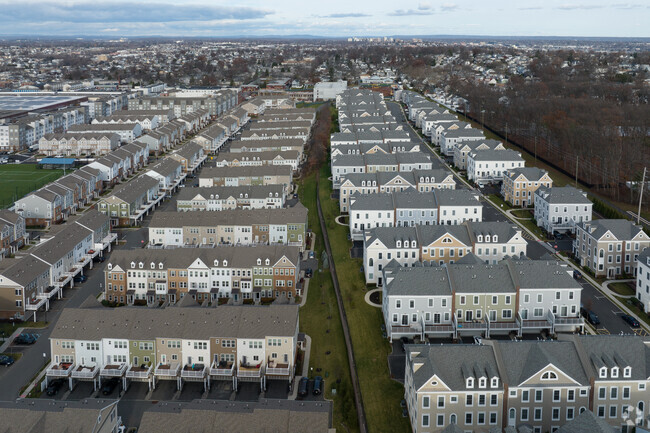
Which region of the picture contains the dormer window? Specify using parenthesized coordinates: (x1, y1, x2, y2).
(107, 264, 113, 271)
(396, 240, 402, 248)
(411, 240, 416, 248)
(223, 260, 227, 267)
(624, 367, 631, 378)
(151, 262, 155, 269)
(599, 367, 607, 378)
(541, 371, 558, 380)
(477, 235, 483, 242)
(265, 258, 270, 265)
(479, 378, 486, 388)
(214, 260, 219, 266)
(159, 263, 163, 269)
(257, 258, 261, 265)
(491, 377, 499, 388)
(493, 235, 498, 242)
(138, 262, 143, 269)
(485, 235, 491, 242)
(611, 367, 619, 378)
(130, 262, 135, 268)
(466, 378, 474, 388)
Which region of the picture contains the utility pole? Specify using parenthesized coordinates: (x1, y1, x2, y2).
(505, 122, 508, 143)
(575, 155, 579, 187)
(534, 136, 537, 162)
(638, 167, 647, 225)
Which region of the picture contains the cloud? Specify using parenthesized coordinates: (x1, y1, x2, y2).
(418, 2, 432, 10)
(518, 6, 543, 10)
(0, 1, 273, 23)
(556, 4, 604, 10)
(440, 3, 459, 11)
(320, 13, 371, 18)
(388, 8, 434, 16)
(611, 3, 645, 8)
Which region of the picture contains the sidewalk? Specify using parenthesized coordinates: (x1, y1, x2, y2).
(0, 328, 24, 353)
(288, 334, 311, 400)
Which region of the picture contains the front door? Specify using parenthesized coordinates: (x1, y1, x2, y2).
(489, 310, 497, 321)
(561, 306, 568, 316)
(465, 310, 473, 321)
(433, 313, 441, 324)
(402, 315, 408, 326)
(509, 408, 516, 426)
(133, 356, 138, 366)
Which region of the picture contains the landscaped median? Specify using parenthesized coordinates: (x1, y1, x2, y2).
(315, 164, 411, 433)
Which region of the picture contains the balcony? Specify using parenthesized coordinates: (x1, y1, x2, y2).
(424, 324, 455, 334)
(126, 364, 153, 379)
(266, 361, 290, 376)
(100, 363, 128, 377)
(390, 325, 421, 336)
(46, 362, 75, 377)
(154, 362, 180, 378)
(237, 363, 263, 378)
(71, 364, 99, 379)
(181, 363, 207, 379)
(210, 361, 235, 377)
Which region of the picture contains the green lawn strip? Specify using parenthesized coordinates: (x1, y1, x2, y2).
(609, 282, 636, 297)
(511, 209, 533, 219)
(2, 352, 22, 362)
(0, 321, 48, 339)
(614, 296, 650, 328)
(0, 165, 65, 208)
(299, 172, 359, 433)
(318, 164, 411, 433)
(487, 194, 513, 211)
(518, 218, 549, 241)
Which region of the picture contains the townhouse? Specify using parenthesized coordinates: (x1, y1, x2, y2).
(339, 169, 456, 212)
(248, 120, 312, 131)
(47, 304, 299, 393)
(240, 128, 310, 142)
(176, 109, 211, 133)
(241, 98, 266, 117)
(229, 138, 304, 154)
(169, 141, 206, 173)
(93, 112, 161, 131)
(193, 123, 228, 153)
(198, 165, 293, 194)
(363, 221, 526, 285)
(574, 219, 650, 278)
(138, 130, 170, 155)
(453, 139, 505, 171)
(349, 189, 483, 241)
(0, 254, 51, 320)
(97, 174, 160, 226)
(145, 157, 184, 196)
(67, 123, 142, 143)
(14, 188, 64, 227)
(502, 167, 553, 207)
(534, 186, 593, 235)
(330, 141, 421, 158)
(0, 210, 26, 257)
(467, 149, 525, 185)
(128, 93, 235, 117)
(38, 132, 121, 157)
(637, 248, 650, 310)
(176, 185, 286, 212)
(214, 150, 301, 171)
(430, 120, 472, 146)
(330, 130, 412, 147)
(331, 152, 435, 189)
(87, 155, 125, 186)
(104, 245, 302, 304)
(440, 128, 486, 156)
(148, 204, 308, 250)
(258, 111, 316, 124)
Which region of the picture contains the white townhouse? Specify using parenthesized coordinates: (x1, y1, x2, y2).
(431, 120, 471, 146)
(436, 189, 483, 225)
(636, 248, 650, 312)
(534, 186, 593, 235)
(467, 149, 525, 186)
(440, 128, 485, 156)
(453, 139, 505, 171)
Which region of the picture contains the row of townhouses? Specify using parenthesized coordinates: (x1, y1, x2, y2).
(127, 90, 237, 117)
(363, 221, 528, 284)
(175, 185, 286, 212)
(46, 303, 299, 393)
(198, 165, 293, 194)
(214, 150, 302, 171)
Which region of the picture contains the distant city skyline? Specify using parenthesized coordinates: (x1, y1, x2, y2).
(0, 0, 648, 38)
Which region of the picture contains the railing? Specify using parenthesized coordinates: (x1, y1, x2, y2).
(390, 325, 421, 335)
(520, 319, 550, 329)
(126, 364, 153, 379)
(237, 365, 263, 377)
(488, 320, 520, 330)
(455, 320, 487, 330)
(181, 365, 207, 378)
(100, 363, 128, 377)
(46, 362, 75, 377)
(424, 324, 455, 333)
(71, 365, 99, 379)
(209, 362, 235, 376)
(154, 363, 180, 377)
(266, 366, 291, 376)
(554, 316, 584, 326)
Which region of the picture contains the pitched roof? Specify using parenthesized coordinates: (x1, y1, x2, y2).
(148, 204, 307, 228)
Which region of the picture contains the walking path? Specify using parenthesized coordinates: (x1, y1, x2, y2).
(602, 279, 637, 299)
(334, 215, 349, 226)
(288, 334, 312, 400)
(364, 289, 382, 308)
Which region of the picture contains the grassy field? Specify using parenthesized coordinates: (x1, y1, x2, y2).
(298, 172, 359, 433)
(316, 164, 411, 433)
(609, 281, 635, 297)
(0, 165, 65, 208)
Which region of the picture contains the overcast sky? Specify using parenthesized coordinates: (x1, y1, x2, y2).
(0, 0, 648, 38)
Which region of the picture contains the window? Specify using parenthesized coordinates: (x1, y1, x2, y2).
(552, 407, 560, 421)
(450, 395, 458, 404)
(522, 390, 529, 402)
(611, 387, 618, 400)
(436, 396, 444, 408)
(535, 390, 543, 402)
(466, 394, 473, 406)
(477, 412, 485, 425)
(521, 408, 529, 421)
(478, 394, 486, 406)
(465, 413, 472, 425)
(421, 415, 429, 427)
(422, 396, 430, 408)
(598, 387, 606, 399)
(541, 371, 558, 380)
(623, 387, 630, 400)
(624, 367, 631, 378)
(436, 414, 444, 427)
(490, 394, 498, 406)
(553, 389, 560, 402)
(567, 407, 575, 420)
(568, 389, 575, 402)
(609, 405, 617, 418)
(597, 406, 605, 418)
(534, 408, 542, 421)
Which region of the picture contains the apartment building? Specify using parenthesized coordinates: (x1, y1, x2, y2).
(104, 246, 301, 305)
(453, 139, 504, 171)
(47, 303, 299, 392)
(534, 186, 593, 234)
(349, 189, 482, 241)
(467, 149, 525, 185)
(574, 219, 650, 278)
(637, 248, 650, 311)
(339, 169, 456, 212)
(176, 185, 285, 212)
(147, 204, 307, 250)
(214, 150, 301, 171)
(502, 167, 553, 207)
(331, 152, 435, 188)
(39, 132, 120, 157)
(198, 165, 292, 194)
(67, 123, 142, 143)
(363, 221, 526, 285)
(240, 128, 309, 142)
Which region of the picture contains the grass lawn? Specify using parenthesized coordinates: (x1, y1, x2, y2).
(518, 218, 549, 241)
(609, 282, 636, 297)
(487, 194, 513, 211)
(511, 209, 533, 219)
(316, 164, 411, 433)
(0, 165, 65, 208)
(299, 172, 359, 433)
(0, 321, 48, 340)
(1, 352, 22, 362)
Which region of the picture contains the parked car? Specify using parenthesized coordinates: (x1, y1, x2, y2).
(473, 336, 483, 345)
(73, 275, 87, 283)
(0, 355, 14, 366)
(93, 255, 106, 263)
(313, 376, 323, 395)
(308, 251, 315, 259)
(14, 333, 37, 345)
(101, 377, 120, 395)
(305, 268, 313, 278)
(573, 270, 582, 279)
(580, 307, 600, 326)
(46, 379, 64, 395)
(298, 377, 309, 397)
(622, 314, 640, 328)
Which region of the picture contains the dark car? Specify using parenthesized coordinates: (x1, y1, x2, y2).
(93, 255, 106, 263)
(0, 355, 14, 366)
(305, 268, 313, 278)
(73, 274, 88, 283)
(101, 378, 120, 395)
(308, 251, 315, 259)
(622, 314, 640, 328)
(313, 376, 323, 396)
(580, 307, 600, 326)
(14, 333, 37, 345)
(573, 270, 582, 279)
(298, 377, 309, 397)
(46, 379, 64, 396)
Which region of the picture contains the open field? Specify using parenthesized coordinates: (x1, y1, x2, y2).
(0, 165, 65, 208)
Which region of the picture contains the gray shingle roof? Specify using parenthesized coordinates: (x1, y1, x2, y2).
(505, 167, 549, 182)
(148, 204, 307, 228)
(200, 165, 292, 179)
(536, 186, 591, 204)
(176, 185, 284, 202)
(384, 265, 452, 297)
(110, 174, 159, 204)
(579, 219, 647, 241)
(469, 149, 523, 161)
(556, 410, 617, 433)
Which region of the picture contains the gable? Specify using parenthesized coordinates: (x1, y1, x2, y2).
(418, 373, 452, 393)
(519, 363, 581, 387)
